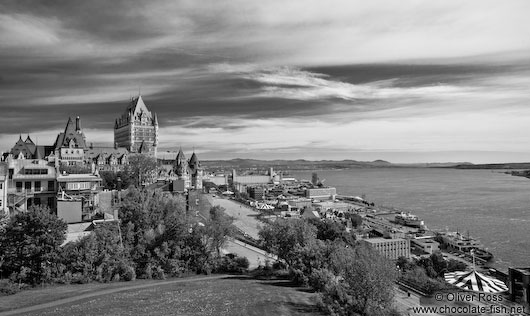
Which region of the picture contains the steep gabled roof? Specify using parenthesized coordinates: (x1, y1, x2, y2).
(25, 135, 35, 145)
(54, 117, 87, 149)
(175, 148, 186, 163)
(126, 96, 151, 117)
(10, 135, 39, 158)
(64, 117, 76, 135)
(15, 135, 24, 145)
(189, 152, 199, 165)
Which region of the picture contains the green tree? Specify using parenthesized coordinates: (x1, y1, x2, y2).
(0, 206, 67, 284)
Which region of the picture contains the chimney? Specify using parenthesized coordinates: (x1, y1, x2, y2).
(75, 116, 81, 131)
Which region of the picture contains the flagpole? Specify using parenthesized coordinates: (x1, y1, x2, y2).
(471, 249, 475, 271)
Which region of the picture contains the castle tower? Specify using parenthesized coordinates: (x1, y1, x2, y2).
(114, 95, 158, 156)
(188, 152, 203, 190)
(173, 148, 190, 188)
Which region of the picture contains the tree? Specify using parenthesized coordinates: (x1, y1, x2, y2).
(125, 154, 158, 187)
(430, 251, 448, 276)
(306, 218, 355, 246)
(99, 170, 133, 190)
(0, 205, 67, 284)
(60, 222, 133, 283)
(319, 244, 397, 316)
(203, 206, 235, 257)
(259, 218, 317, 267)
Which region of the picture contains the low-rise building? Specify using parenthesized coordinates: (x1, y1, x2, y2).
(361, 237, 410, 260)
(305, 187, 337, 200)
(287, 198, 313, 211)
(5, 157, 57, 213)
(0, 163, 7, 214)
(411, 238, 440, 254)
(248, 186, 265, 200)
(508, 267, 530, 305)
(56, 172, 102, 223)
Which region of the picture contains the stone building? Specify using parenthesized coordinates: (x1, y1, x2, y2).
(171, 149, 203, 191)
(114, 95, 158, 156)
(53, 116, 87, 165)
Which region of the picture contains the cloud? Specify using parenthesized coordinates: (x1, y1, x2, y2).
(1, 0, 530, 162)
(0, 13, 60, 47)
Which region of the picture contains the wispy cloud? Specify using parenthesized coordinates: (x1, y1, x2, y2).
(1, 0, 530, 162)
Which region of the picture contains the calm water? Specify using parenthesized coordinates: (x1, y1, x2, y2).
(291, 168, 530, 268)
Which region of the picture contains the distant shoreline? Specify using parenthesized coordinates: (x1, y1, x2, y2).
(200, 158, 530, 172)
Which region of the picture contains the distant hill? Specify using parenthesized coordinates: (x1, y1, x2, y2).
(199, 158, 469, 171)
(201, 158, 393, 170)
(452, 163, 530, 169)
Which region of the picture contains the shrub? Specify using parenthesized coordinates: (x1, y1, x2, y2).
(309, 268, 337, 292)
(289, 268, 308, 286)
(216, 255, 250, 273)
(0, 280, 21, 296)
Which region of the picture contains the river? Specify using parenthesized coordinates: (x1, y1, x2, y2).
(290, 168, 530, 268)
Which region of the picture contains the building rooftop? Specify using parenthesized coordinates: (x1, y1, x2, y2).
(57, 173, 102, 182)
(363, 237, 407, 243)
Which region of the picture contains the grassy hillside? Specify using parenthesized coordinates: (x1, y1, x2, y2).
(1, 275, 323, 316)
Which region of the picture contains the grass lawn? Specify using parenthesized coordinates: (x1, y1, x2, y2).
(0, 279, 158, 312)
(2, 275, 324, 316)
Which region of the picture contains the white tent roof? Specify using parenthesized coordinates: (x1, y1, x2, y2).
(256, 203, 274, 210)
(444, 270, 508, 293)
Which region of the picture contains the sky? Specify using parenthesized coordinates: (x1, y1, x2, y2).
(1, 0, 530, 163)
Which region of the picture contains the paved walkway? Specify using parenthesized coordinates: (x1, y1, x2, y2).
(0, 275, 227, 316)
(223, 238, 278, 269)
(208, 196, 262, 239)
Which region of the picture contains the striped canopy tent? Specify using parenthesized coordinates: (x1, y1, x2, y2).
(256, 203, 274, 210)
(444, 270, 508, 293)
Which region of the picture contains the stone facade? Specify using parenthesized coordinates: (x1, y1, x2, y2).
(114, 95, 158, 156)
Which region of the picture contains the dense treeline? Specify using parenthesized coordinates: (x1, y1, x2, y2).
(259, 218, 400, 316)
(396, 252, 465, 295)
(0, 189, 245, 294)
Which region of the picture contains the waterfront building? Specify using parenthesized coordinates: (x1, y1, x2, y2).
(204, 174, 229, 186)
(361, 237, 410, 260)
(508, 267, 530, 305)
(437, 231, 482, 252)
(114, 95, 158, 156)
(248, 186, 265, 199)
(411, 238, 440, 254)
(305, 187, 337, 200)
(287, 198, 313, 211)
